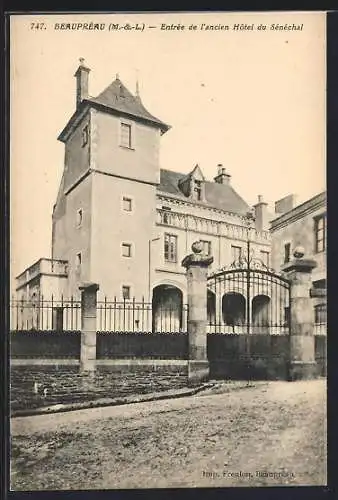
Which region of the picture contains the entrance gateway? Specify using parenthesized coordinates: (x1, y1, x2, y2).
(206, 255, 291, 335)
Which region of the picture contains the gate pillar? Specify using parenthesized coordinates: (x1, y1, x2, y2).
(282, 248, 317, 380)
(182, 241, 214, 386)
(79, 282, 99, 373)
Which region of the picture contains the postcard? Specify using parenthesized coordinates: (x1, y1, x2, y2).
(9, 11, 326, 490)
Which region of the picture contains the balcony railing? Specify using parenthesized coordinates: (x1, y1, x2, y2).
(16, 258, 68, 289)
(156, 208, 271, 243)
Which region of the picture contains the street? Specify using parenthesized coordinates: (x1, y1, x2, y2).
(11, 379, 326, 489)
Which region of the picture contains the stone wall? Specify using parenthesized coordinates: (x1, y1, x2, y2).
(10, 332, 326, 412)
(10, 361, 188, 412)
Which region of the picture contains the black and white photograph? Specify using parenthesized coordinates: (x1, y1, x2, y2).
(9, 11, 326, 489)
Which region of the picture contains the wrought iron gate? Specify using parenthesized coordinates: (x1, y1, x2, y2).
(207, 258, 290, 335)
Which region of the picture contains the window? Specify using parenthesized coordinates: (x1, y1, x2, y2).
(121, 243, 132, 257)
(76, 208, 83, 227)
(122, 197, 132, 212)
(82, 125, 89, 147)
(120, 122, 132, 148)
(314, 303, 327, 324)
(76, 252, 82, 272)
(194, 180, 202, 201)
(314, 214, 326, 253)
(260, 250, 270, 268)
(284, 243, 291, 264)
(122, 286, 131, 300)
(164, 233, 177, 263)
(200, 240, 211, 256)
(231, 245, 242, 262)
(162, 207, 171, 224)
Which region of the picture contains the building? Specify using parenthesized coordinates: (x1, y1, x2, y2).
(270, 191, 327, 333)
(15, 59, 277, 331)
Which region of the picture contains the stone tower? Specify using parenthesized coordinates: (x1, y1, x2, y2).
(52, 59, 170, 299)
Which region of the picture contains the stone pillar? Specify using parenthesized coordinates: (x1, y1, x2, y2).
(79, 282, 99, 373)
(281, 247, 317, 381)
(182, 242, 214, 386)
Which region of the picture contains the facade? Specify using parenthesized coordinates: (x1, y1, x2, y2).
(15, 60, 277, 331)
(270, 191, 327, 333)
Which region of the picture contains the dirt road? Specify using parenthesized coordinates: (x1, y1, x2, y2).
(11, 379, 326, 489)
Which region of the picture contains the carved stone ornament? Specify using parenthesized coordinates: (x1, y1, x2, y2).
(293, 246, 305, 259)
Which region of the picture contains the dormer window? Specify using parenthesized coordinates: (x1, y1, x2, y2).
(194, 180, 202, 201)
(177, 164, 205, 200)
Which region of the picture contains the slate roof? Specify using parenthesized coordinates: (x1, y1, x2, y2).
(158, 169, 251, 215)
(91, 77, 169, 133)
(58, 76, 170, 142)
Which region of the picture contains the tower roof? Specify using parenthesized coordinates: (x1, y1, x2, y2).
(92, 76, 169, 132)
(58, 75, 169, 142)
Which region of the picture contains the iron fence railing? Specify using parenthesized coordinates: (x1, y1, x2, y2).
(10, 296, 81, 331)
(97, 298, 188, 333)
(10, 296, 189, 334)
(10, 295, 326, 336)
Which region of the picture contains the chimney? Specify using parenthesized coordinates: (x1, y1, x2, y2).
(214, 164, 231, 185)
(253, 194, 269, 232)
(74, 58, 90, 108)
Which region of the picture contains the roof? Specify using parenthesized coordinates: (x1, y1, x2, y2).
(158, 169, 250, 215)
(58, 77, 170, 142)
(94, 78, 169, 132)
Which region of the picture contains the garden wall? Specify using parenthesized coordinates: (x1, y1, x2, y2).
(10, 331, 326, 412)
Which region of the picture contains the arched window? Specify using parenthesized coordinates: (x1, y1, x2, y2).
(152, 285, 183, 333)
(252, 295, 271, 329)
(222, 293, 246, 327)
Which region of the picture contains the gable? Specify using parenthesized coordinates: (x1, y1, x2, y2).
(191, 164, 205, 182)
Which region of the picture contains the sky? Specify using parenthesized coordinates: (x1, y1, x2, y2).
(10, 11, 326, 288)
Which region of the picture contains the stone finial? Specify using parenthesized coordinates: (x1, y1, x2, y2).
(293, 246, 305, 259)
(182, 241, 213, 269)
(191, 241, 203, 254)
(135, 69, 140, 98)
(281, 246, 316, 274)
